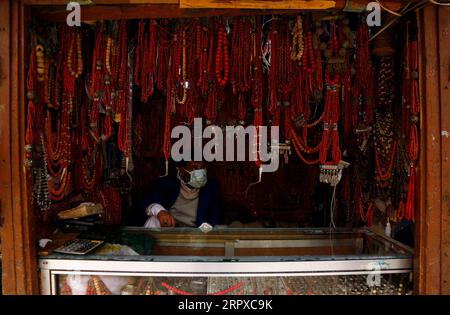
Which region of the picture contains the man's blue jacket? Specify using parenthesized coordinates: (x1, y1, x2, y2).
(139, 176, 223, 227)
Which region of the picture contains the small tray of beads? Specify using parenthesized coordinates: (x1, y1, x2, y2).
(53, 239, 104, 255)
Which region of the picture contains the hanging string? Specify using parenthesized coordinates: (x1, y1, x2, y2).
(25, 46, 37, 147)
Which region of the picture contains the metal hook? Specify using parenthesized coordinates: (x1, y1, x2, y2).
(160, 160, 169, 177)
(245, 165, 263, 197)
(125, 157, 135, 187)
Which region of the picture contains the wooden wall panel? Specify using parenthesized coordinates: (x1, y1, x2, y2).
(416, 5, 450, 295)
(0, 0, 15, 295)
(0, 0, 38, 295)
(417, 5, 441, 295)
(438, 6, 450, 295)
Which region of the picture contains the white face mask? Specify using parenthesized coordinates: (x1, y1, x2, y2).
(177, 168, 208, 189)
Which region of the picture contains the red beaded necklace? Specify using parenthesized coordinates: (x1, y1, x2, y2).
(44, 109, 64, 179)
(80, 145, 102, 192)
(205, 83, 218, 124)
(47, 27, 83, 201)
(115, 20, 133, 159)
(231, 17, 252, 123)
(162, 76, 173, 176)
(276, 22, 293, 102)
(215, 22, 229, 87)
(134, 20, 155, 103)
(356, 178, 374, 226)
(116, 20, 128, 116)
(251, 16, 264, 166)
(302, 31, 316, 95)
(148, 20, 157, 93)
(90, 25, 105, 140)
(267, 18, 280, 126)
(135, 20, 144, 87)
(183, 29, 201, 125)
(25, 45, 37, 151)
(405, 36, 420, 222)
(319, 66, 342, 165)
(352, 22, 374, 153)
(288, 17, 328, 165)
(98, 186, 122, 225)
(156, 21, 173, 92)
(230, 17, 251, 94)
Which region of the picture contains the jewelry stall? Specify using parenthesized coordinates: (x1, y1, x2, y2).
(1, 0, 449, 295)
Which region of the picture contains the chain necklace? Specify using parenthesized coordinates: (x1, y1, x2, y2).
(79, 145, 102, 192)
(267, 18, 281, 126)
(34, 134, 52, 211)
(90, 24, 104, 139)
(374, 110, 397, 198)
(376, 56, 395, 109)
(196, 20, 211, 94)
(175, 26, 188, 105)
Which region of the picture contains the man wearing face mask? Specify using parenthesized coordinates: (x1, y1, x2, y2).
(142, 161, 223, 228)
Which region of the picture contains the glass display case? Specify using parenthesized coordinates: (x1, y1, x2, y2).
(39, 228, 413, 295)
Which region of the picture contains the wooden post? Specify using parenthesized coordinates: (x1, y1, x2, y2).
(437, 6, 450, 295)
(416, 5, 450, 295)
(0, 0, 38, 295)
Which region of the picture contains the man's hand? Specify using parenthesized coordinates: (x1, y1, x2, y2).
(157, 210, 175, 227)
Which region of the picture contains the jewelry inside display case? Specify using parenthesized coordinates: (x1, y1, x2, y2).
(40, 228, 413, 295)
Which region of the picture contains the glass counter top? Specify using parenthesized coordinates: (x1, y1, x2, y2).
(41, 227, 413, 263)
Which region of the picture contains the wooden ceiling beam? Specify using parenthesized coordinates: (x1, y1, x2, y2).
(28, 0, 417, 22)
(24, 0, 413, 10)
(24, 0, 179, 4)
(31, 5, 307, 21)
(180, 0, 337, 10)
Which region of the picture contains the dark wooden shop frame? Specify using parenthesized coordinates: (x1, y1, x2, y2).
(0, 0, 448, 295)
